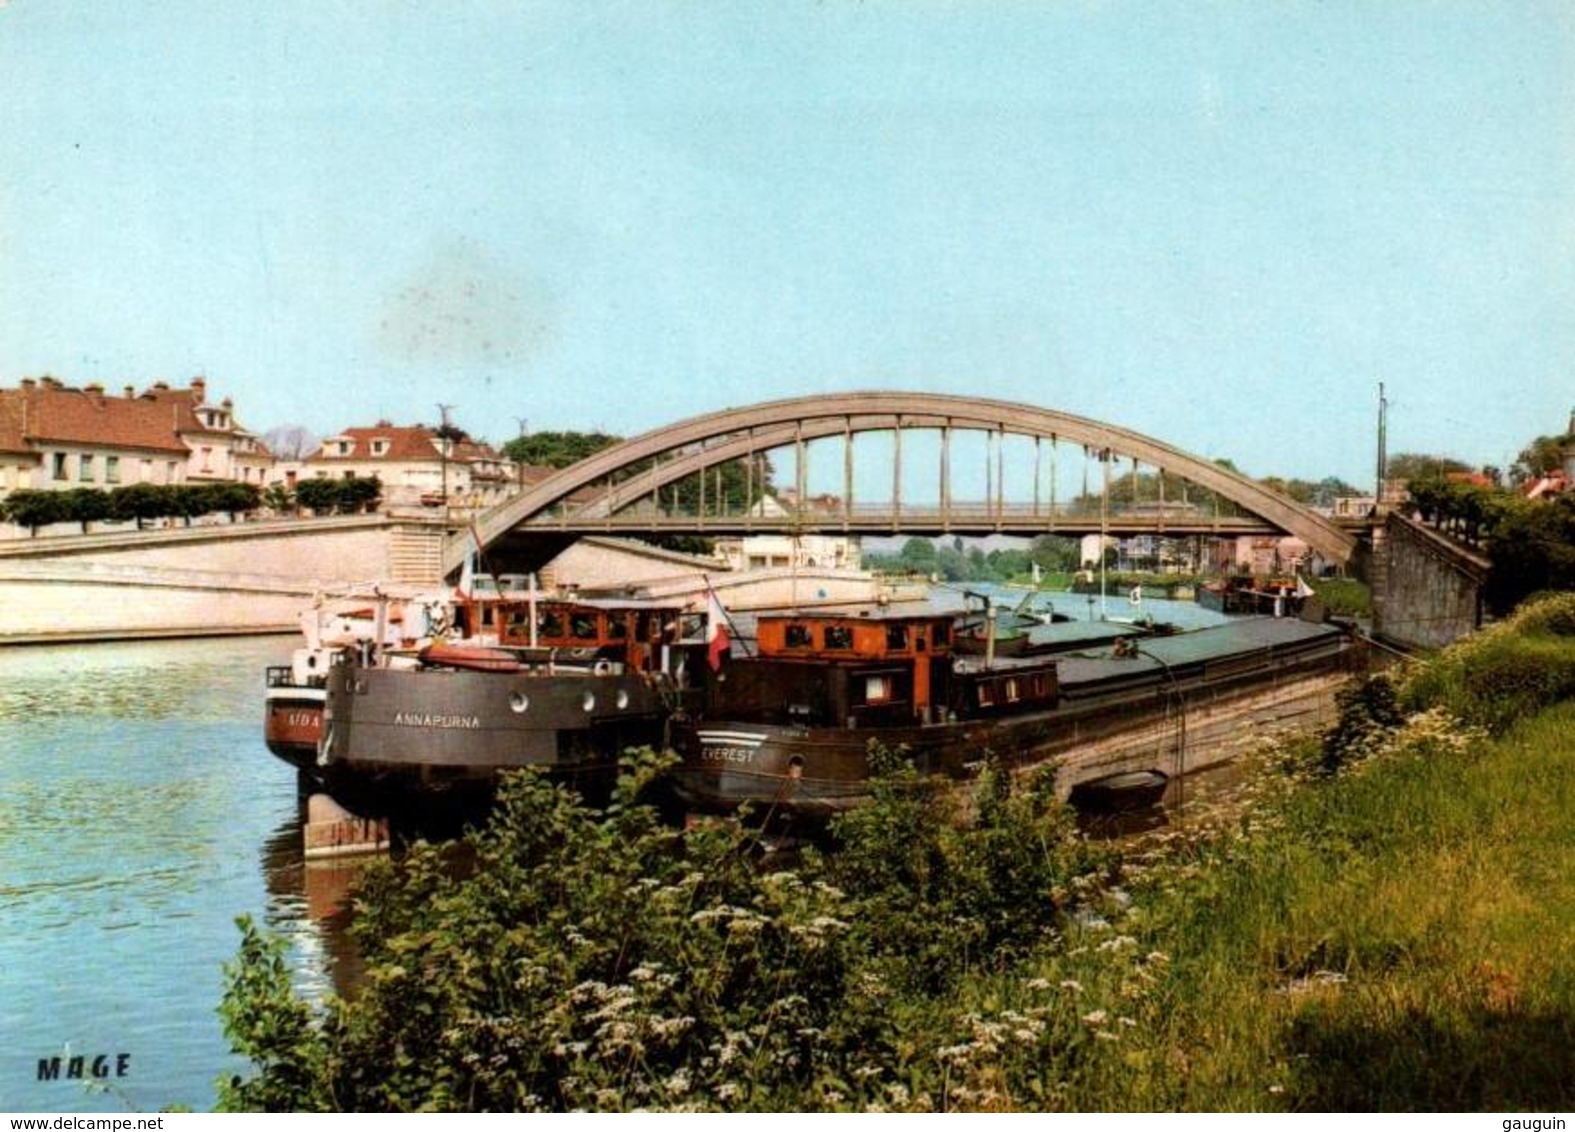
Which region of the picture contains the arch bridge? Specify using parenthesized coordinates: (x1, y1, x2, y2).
(448, 392, 1356, 576)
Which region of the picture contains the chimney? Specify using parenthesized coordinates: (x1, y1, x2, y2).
(152, 381, 170, 391)
(20, 377, 36, 390)
(124, 385, 135, 399)
(84, 382, 105, 396)
(40, 376, 61, 389)
(191, 376, 206, 400)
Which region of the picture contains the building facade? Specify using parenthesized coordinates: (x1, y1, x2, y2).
(299, 422, 521, 511)
(0, 375, 271, 500)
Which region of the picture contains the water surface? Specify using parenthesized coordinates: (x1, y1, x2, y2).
(0, 637, 339, 1113)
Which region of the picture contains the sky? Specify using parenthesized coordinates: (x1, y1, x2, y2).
(3, 1, 1573, 491)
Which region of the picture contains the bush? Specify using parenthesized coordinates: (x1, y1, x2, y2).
(218, 749, 1110, 1112)
(1402, 592, 1575, 733)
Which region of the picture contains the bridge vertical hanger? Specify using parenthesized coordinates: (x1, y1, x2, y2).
(794, 419, 806, 523)
(892, 415, 903, 531)
(983, 429, 993, 523)
(744, 432, 754, 531)
(940, 420, 952, 530)
(842, 416, 853, 531)
(1049, 434, 1058, 532)
(995, 424, 1005, 526)
(1033, 435, 1042, 518)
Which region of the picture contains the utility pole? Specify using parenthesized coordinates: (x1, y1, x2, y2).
(512, 417, 529, 487)
(1375, 382, 1388, 503)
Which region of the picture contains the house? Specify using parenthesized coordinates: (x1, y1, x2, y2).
(299, 422, 522, 511)
(711, 492, 861, 571)
(0, 375, 271, 501)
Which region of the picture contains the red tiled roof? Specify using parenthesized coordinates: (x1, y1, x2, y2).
(0, 382, 189, 454)
(309, 424, 511, 467)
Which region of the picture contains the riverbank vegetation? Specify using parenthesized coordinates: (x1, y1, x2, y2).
(220, 594, 1575, 1111)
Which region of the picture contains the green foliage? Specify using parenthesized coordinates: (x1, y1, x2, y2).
(262, 483, 295, 513)
(1401, 592, 1575, 733)
(109, 483, 170, 528)
(1318, 673, 1405, 774)
(293, 475, 381, 516)
(217, 917, 331, 1112)
(1386, 451, 1473, 483)
(1484, 495, 1575, 616)
(1, 488, 69, 533)
(219, 749, 1110, 1111)
(502, 430, 621, 469)
(1509, 430, 1573, 485)
(2, 482, 266, 532)
(1305, 577, 1371, 617)
(865, 536, 1078, 583)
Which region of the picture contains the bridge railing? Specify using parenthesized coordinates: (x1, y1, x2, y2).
(521, 497, 1262, 534)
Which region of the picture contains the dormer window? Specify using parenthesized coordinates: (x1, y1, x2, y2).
(371, 439, 390, 457)
(336, 441, 353, 457)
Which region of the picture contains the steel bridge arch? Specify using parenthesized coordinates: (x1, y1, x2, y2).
(449, 392, 1356, 574)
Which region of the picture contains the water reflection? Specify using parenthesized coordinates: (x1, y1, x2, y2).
(258, 810, 366, 1002)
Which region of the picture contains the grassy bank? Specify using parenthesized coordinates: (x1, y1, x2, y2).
(219, 595, 1575, 1111)
(1053, 700, 1575, 1110)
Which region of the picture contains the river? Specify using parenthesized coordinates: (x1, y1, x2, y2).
(0, 636, 348, 1114)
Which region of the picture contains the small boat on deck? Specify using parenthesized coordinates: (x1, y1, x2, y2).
(1067, 769, 1170, 813)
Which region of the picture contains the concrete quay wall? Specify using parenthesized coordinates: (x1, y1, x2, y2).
(0, 516, 448, 645)
(0, 562, 319, 643)
(1047, 668, 1350, 797)
(1372, 511, 1489, 651)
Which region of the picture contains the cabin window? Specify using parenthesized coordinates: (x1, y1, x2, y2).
(571, 613, 598, 640)
(932, 622, 950, 646)
(784, 624, 813, 648)
(977, 681, 996, 708)
(823, 625, 853, 650)
(885, 624, 909, 651)
(538, 610, 565, 638)
(607, 615, 629, 640)
(1004, 677, 1020, 703)
(864, 674, 894, 704)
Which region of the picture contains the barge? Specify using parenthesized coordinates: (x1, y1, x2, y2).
(270, 592, 688, 817)
(669, 607, 1358, 820)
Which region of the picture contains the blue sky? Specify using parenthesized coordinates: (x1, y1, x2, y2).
(3, 1, 1572, 489)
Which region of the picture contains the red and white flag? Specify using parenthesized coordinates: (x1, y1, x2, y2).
(706, 585, 731, 671)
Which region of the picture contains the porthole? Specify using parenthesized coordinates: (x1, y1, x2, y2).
(615, 689, 630, 710)
(581, 691, 596, 713)
(509, 691, 530, 714)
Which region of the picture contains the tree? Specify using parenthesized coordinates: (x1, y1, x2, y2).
(293, 478, 341, 516)
(1386, 452, 1472, 484)
(61, 487, 111, 533)
(337, 475, 382, 514)
(261, 425, 320, 462)
(261, 484, 295, 515)
(1509, 432, 1572, 486)
(1, 489, 68, 535)
(109, 483, 170, 530)
(502, 430, 621, 470)
(1485, 494, 1575, 614)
